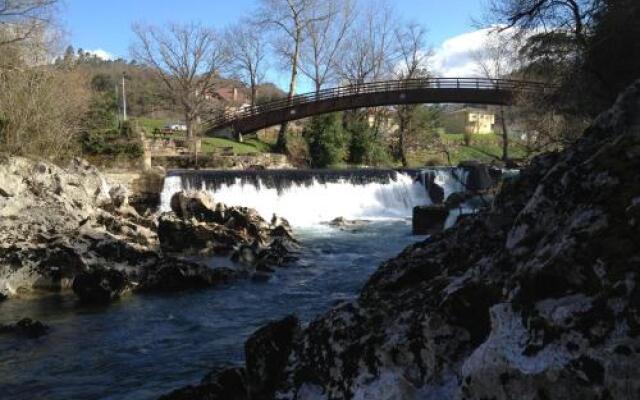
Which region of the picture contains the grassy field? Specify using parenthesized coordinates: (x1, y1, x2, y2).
(409, 132, 529, 166)
(136, 117, 273, 155)
(200, 137, 272, 154)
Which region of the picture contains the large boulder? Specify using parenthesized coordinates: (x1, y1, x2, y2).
(72, 269, 130, 304)
(459, 160, 496, 192)
(0, 318, 49, 339)
(244, 315, 300, 399)
(170, 190, 219, 222)
(160, 368, 248, 400)
(137, 258, 238, 293)
(412, 205, 449, 235)
(157, 213, 245, 255)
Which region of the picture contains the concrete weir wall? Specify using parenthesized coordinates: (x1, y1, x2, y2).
(104, 169, 165, 211)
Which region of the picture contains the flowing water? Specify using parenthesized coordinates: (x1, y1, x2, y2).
(0, 169, 470, 400)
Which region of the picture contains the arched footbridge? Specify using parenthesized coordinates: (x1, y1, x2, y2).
(206, 77, 549, 135)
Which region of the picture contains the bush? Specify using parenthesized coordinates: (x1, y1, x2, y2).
(345, 115, 393, 166)
(303, 113, 347, 168)
(81, 130, 143, 159)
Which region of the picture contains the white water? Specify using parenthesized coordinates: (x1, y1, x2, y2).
(161, 173, 431, 226)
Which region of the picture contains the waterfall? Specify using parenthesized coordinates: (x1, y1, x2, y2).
(161, 171, 426, 226)
(159, 168, 484, 227)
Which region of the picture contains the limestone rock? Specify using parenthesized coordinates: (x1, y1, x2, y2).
(72, 269, 130, 304)
(137, 258, 238, 293)
(157, 213, 244, 255)
(170, 191, 218, 222)
(0, 156, 159, 298)
(245, 315, 300, 399)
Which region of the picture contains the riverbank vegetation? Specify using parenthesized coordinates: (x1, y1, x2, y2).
(1, 0, 638, 170)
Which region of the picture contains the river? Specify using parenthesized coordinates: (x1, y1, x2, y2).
(1, 169, 460, 399)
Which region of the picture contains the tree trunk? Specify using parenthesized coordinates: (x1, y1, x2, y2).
(275, 31, 302, 154)
(186, 112, 194, 140)
(250, 83, 257, 107)
(500, 106, 509, 161)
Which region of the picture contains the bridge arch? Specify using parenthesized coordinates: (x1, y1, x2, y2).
(206, 78, 549, 135)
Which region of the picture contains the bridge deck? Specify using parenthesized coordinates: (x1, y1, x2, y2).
(205, 78, 548, 135)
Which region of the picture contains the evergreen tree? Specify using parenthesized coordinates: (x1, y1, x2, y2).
(303, 113, 347, 168)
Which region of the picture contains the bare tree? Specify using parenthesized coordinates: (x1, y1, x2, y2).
(224, 21, 267, 107)
(393, 22, 432, 166)
(471, 30, 519, 161)
(131, 22, 227, 141)
(258, 0, 329, 152)
(336, 1, 397, 85)
(0, 0, 58, 47)
(483, 0, 596, 47)
(299, 0, 355, 92)
(335, 0, 398, 147)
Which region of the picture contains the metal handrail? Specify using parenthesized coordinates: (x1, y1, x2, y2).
(206, 77, 549, 129)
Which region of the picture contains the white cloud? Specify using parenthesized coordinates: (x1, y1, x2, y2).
(86, 48, 116, 61)
(432, 27, 513, 77)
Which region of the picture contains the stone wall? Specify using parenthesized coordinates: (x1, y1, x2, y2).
(151, 153, 291, 170)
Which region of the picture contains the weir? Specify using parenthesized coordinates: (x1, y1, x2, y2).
(160, 168, 479, 226)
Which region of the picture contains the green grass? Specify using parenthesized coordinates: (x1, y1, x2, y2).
(200, 137, 272, 154)
(408, 132, 529, 167)
(135, 117, 167, 132)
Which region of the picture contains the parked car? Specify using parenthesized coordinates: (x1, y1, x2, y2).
(164, 123, 187, 132)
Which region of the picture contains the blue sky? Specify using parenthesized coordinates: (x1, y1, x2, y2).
(63, 0, 489, 90)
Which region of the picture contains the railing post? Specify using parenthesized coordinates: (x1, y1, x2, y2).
(456, 78, 460, 89)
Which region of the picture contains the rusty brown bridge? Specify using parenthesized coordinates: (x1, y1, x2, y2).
(205, 77, 549, 135)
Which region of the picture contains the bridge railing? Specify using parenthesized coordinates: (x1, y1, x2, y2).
(207, 77, 548, 129)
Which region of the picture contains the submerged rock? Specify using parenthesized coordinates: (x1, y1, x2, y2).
(72, 269, 130, 304)
(0, 318, 49, 339)
(326, 217, 371, 232)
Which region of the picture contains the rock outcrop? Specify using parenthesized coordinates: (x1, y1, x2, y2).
(0, 158, 299, 302)
(0, 156, 158, 299)
(72, 269, 130, 304)
(159, 191, 299, 268)
(163, 81, 640, 399)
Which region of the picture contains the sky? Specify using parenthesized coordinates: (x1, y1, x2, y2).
(62, 0, 494, 91)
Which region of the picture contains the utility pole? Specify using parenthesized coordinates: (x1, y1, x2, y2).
(115, 82, 121, 124)
(122, 72, 128, 122)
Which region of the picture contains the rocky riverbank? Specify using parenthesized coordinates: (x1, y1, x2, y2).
(0, 157, 297, 304)
(162, 82, 640, 399)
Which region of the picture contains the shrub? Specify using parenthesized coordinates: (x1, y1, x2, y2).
(80, 130, 143, 159)
(303, 113, 347, 168)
